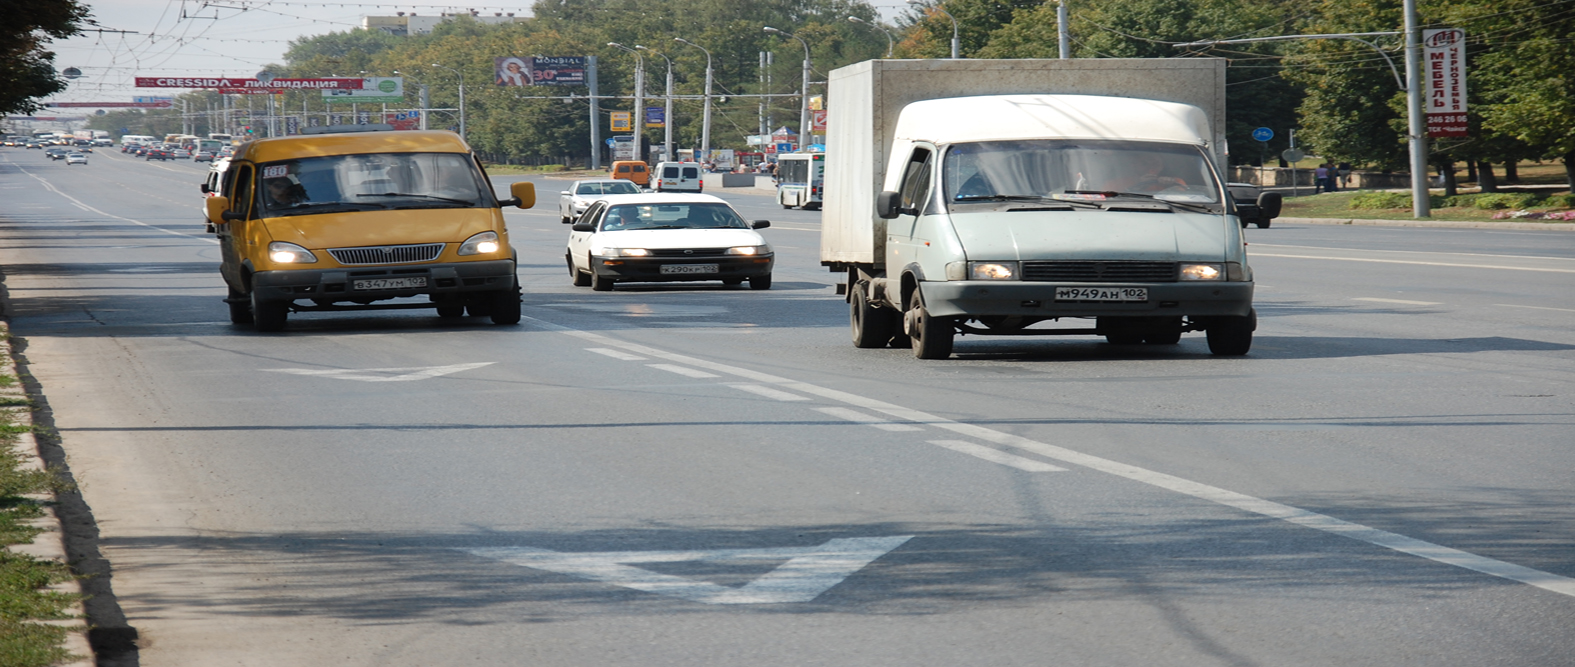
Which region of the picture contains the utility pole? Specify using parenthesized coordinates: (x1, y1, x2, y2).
(430, 63, 465, 141)
(675, 38, 714, 163)
(637, 46, 673, 163)
(1402, 0, 1430, 217)
(609, 43, 644, 162)
(1058, 1, 1071, 59)
(907, 0, 960, 58)
(848, 16, 894, 58)
(764, 26, 811, 152)
(587, 55, 600, 169)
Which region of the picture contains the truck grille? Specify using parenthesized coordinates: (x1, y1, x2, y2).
(328, 243, 445, 265)
(647, 247, 728, 257)
(1020, 261, 1177, 282)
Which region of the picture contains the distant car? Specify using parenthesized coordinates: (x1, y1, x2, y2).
(44, 147, 68, 160)
(558, 178, 641, 224)
(93, 138, 113, 147)
(65, 153, 87, 165)
(193, 150, 214, 162)
(565, 193, 774, 291)
(26, 141, 44, 149)
(172, 148, 191, 159)
(1227, 182, 1283, 229)
(77, 145, 92, 153)
(146, 148, 171, 161)
(218, 146, 234, 157)
(651, 161, 704, 193)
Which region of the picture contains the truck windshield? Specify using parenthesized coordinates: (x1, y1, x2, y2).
(257, 152, 492, 217)
(944, 140, 1220, 208)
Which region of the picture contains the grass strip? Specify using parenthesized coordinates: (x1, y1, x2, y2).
(1282, 190, 1575, 223)
(0, 398, 81, 666)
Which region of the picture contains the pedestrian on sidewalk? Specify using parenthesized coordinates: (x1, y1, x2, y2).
(1314, 163, 1330, 194)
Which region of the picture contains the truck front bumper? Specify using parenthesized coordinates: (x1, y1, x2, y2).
(920, 280, 1254, 318)
(252, 259, 516, 302)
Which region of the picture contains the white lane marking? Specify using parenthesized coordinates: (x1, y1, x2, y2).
(1496, 304, 1575, 313)
(647, 363, 720, 379)
(264, 362, 493, 382)
(462, 536, 912, 604)
(929, 440, 1068, 472)
(1252, 243, 1575, 262)
(585, 347, 647, 361)
(3, 156, 218, 245)
(727, 383, 810, 401)
(1252, 253, 1575, 274)
(815, 406, 924, 432)
(1352, 297, 1443, 305)
(528, 318, 1575, 599)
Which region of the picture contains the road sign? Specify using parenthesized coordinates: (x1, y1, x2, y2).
(1252, 127, 1274, 142)
(1281, 148, 1305, 163)
(644, 106, 664, 128)
(610, 111, 631, 132)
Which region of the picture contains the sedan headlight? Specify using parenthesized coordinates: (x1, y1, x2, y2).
(458, 231, 501, 256)
(1180, 263, 1224, 281)
(725, 245, 769, 256)
(267, 241, 317, 264)
(602, 248, 651, 257)
(969, 261, 1019, 280)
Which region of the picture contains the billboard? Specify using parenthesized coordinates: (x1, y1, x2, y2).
(47, 102, 172, 108)
(644, 107, 664, 128)
(1424, 28, 1467, 138)
(495, 56, 587, 86)
(323, 77, 404, 104)
(135, 77, 363, 89)
(610, 111, 632, 132)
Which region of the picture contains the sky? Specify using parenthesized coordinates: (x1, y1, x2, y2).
(45, 0, 910, 107)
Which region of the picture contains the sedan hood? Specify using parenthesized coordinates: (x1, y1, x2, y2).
(592, 228, 766, 250)
(263, 208, 499, 249)
(949, 210, 1226, 261)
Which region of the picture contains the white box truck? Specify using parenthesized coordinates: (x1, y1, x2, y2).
(822, 58, 1277, 359)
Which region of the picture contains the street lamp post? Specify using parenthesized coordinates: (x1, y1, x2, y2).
(608, 42, 645, 163)
(674, 37, 714, 164)
(429, 63, 465, 141)
(764, 26, 811, 153)
(637, 45, 674, 163)
(392, 69, 431, 130)
(906, 0, 960, 59)
(848, 16, 894, 58)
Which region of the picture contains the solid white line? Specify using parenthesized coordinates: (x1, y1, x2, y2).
(1252, 253, 1575, 274)
(928, 440, 1068, 472)
(1495, 303, 1575, 313)
(815, 406, 924, 432)
(727, 383, 810, 401)
(647, 363, 720, 379)
(1252, 243, 1575, 262)
(528, 317, 1575, 599)
(585, 347, 648, 361)
(1352, 297, 1442, 305)
(4, 155, 218, 245)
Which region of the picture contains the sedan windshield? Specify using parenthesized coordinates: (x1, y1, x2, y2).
(577, 181, 640, 195)
(257, 152, 491, 216)
(944, 140, 1221, 208)
(601, 203, 748, 231)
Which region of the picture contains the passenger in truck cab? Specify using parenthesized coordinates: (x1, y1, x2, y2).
(1119, 152, 1187, 193)
(264, 171, 309, 207)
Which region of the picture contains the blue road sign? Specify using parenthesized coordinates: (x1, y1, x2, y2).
(1252, 127, 1274, 142)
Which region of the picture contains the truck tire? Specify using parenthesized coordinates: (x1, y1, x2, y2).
(850, 287, 895, 348)
(227, 288, 253, 325)
(1255, 219, 1271, 229)
(251, 292, 288, 332)
(1206, 308, 1255, 355)
(907, 290, 954, 359)
(490, 282, 521, 325)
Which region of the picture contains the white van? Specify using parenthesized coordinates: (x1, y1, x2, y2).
(776, 152, 824, 210)
(652, 161, 703, 193)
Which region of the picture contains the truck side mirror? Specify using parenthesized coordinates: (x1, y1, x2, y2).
(504, 181, 536, 209)
(204, 197, 231, 224)
(1256, 192, 1283, 219)
(876, 191, 901, 219)
(571, 221, 597, 232)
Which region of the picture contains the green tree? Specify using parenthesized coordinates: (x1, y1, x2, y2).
(0, 0, 90, 114)
(1278, 0, 1409, 170)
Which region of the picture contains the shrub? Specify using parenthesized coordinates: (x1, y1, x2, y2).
(1470, 193, 1539, 210)
(1542, 193, 1575, 209)
(1349, 191, 1411, 209)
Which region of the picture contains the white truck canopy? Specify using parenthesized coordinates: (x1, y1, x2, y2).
(893, 94, 1210, 147)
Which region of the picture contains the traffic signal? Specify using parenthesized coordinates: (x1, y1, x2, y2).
(243, 125, 254, 134)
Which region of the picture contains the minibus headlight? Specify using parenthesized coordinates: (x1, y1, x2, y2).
(969, 261, 1018, 280)
(1180, 263, 1225, 281)
(458, 231, 501, 256)
(267, 242, 317, 264)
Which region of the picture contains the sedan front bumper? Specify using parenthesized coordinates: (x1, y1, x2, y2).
(591, 254, 773, 282)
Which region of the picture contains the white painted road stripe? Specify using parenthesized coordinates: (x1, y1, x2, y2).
(815, 406, 924, 432)
(1252, 253, 1575, 274)
(929, 440, 1068, 472)
(1496, 303, 1575, 313)
(1253, 243, 1575, 262)
(530, 318, 1575, 599)
(264, 362, 493, 382)
(1352, 297, 1442, 305)
(586, 347, 648, 361)
(647, 363, 720, 379)
(4, 155, 219, 245)
(727, 383, 811, 401)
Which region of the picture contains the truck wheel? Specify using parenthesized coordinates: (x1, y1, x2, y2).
(228, 288, 253, 325)
(1206, 308, 1256, 356)
(590, 268, 615, 291)
(748, 273, 772, 290)
(850, 287, 895, 348)
(907, 290, 954, 359)
(251, 292, 288, 332)
(490, 282, 521, 325)
(1255, 219, 1271, 229)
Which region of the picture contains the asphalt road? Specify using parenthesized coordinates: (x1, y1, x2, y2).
(2, 146, 1573, 667)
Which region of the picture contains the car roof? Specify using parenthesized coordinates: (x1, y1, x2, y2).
(596, 193, 729, 206)
(573, 178, 629, 185)
(237, 130, 469, 163)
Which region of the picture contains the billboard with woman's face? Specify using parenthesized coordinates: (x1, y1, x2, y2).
(495, 57, 587, 86)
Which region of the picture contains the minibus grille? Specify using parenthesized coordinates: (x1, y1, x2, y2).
(328, 243, 445, 265)
(1020, 261, 1178, 282)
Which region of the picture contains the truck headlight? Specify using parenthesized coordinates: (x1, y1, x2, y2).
(969, 261, 1018, 280)
(725, 245, 769, 255)
(1180, 263, 1224, 281)
(604, 248, 650, 257)
(268, 241, 317, 264)
(458, 231, 500, 255)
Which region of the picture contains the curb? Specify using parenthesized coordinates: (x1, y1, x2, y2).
(0, 325, 94, 667)
(1278, 216, 1575, 232)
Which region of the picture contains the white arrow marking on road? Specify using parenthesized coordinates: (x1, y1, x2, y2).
(265, 362, 493, 382)
(463, 536, 913, 604)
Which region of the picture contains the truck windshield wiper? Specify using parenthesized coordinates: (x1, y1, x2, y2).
(1065, 191, 1217, 214)
(356, 193, 476, 205)
(953, 194, 1098, 209)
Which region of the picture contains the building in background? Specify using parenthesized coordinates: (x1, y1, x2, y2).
(363, 11, 528, 37)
